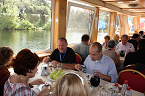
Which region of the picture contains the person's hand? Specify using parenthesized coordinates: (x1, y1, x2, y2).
(93, 70, 103, 79)
(38, 87, 50, 96)
(43, 57, 49, 63)
(93, 70, 100, 77)
(30, 79, 44, 85)
(75, 64, 82, 70)
(51, 60, 59, 67)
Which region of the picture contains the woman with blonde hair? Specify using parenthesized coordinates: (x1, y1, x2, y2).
(53, 71, 91, 96)
(112, 34, 120, 45)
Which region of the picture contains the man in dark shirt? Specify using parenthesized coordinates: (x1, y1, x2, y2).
(43, 37, 76, 69)
(128, 33, 140, 51)
(124, 39, 145, 67)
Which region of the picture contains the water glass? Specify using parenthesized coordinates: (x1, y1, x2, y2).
(92, 70, 100, 76)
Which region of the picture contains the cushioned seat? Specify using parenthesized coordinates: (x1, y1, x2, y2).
(118, 69, 145, 93)
(75, 53, 82, 64)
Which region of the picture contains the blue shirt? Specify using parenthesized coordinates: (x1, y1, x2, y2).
(84, 54, 118, 83)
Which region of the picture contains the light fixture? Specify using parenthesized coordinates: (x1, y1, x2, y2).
(129, 4, 138, 8)
(118, 2, 123, 3)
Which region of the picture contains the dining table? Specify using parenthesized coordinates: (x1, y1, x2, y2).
(27, 62, 144, 96)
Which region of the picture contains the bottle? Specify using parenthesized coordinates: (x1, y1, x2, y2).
(121, 80, 128, 96)
(111, 83, 119, 96)
(125, 86, 132, 96)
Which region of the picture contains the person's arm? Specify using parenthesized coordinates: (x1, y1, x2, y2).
(51, 60, 76, 70)
(95, 71, 111, 82)
(107, 61, 118, 83)
(38, 87, 50, 96)
(62, 63, 76, 69)
(131, 44, 135, 52)
(43, 56, 51, 63)
(30, 79, 44, 85)
(115, 52, 121, 68)
(75, 64, 83, 70)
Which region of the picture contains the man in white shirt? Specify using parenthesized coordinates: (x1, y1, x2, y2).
(116, 34, 134, 53)
(75, 42, 118, 83)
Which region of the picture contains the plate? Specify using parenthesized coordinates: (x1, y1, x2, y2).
(38, 82, 54, 94)
(105, 83, 122, 95)
(82, 73, 91, 81)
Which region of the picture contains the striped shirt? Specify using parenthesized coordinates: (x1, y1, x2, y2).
(3, 75, 37, 96)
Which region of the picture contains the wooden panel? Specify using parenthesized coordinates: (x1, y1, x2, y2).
(119, 14, 125, 38)
(53, 0, 67, 50)
(136, 0, 145, 7)
(123, 15, 129, 35)
(134, 17, 141, 33)
(109, 12, 117, 39)
(90, 7, 99, 43)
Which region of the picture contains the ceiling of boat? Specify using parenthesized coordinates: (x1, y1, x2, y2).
(72, 0, 145, 17)
(101, 0, 145, 17)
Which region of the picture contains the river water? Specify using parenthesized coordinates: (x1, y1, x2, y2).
(0, 30, 51, 54)
(0, 30, 107, 54)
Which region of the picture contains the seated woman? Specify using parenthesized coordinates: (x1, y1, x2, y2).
(4, 49, 50, 96)
(102, 35, 110, 49)
(102, 40, 121, 67)
(53, 71, 90, 96)
(112, 34, 120, 45)
(0, 47, 13, 96)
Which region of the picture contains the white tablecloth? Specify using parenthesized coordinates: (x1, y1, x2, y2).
(28, 63, 144, 96)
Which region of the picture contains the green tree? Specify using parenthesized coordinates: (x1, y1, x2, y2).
(0, 4, 19, 30)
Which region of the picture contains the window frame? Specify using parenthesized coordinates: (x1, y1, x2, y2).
(35, 0, 54, 54)
(128, 16, 135, 34)
(97, 10, 110, 42)
(66, 1, 96, 44)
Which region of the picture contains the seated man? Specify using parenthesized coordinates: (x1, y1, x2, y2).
(75, 42, 118, 83)
(73, 34, 90, 60)
(43, 37, 76, 69)
(102, 40, 121, 68)
(128, 33, 140, 51)
(116, 34, 134, 53)
(124, 39, 145, 67)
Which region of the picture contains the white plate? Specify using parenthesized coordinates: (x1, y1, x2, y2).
(82, 73, 91, 81)
(105, 83, 122, 95)
(38, 82, 53, 94)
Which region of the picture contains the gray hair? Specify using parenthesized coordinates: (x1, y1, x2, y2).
(121, 34, 128, 40)
(108, 40, 116, 48)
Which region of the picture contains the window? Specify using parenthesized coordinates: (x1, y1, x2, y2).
(140, 18, 145, 32)
(128, 17, 135, 33)
(66, 2, 96, 44)
(97, 10, 110, 41)
(115, 15, 120, 36)
(0, 0, 53, 54)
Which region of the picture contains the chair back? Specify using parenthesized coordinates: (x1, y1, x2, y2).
(118, 69, 145, 93)
(75, 53, 82, 64)
(125, 64, 145, 75)
(125, 64, 136, 69)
